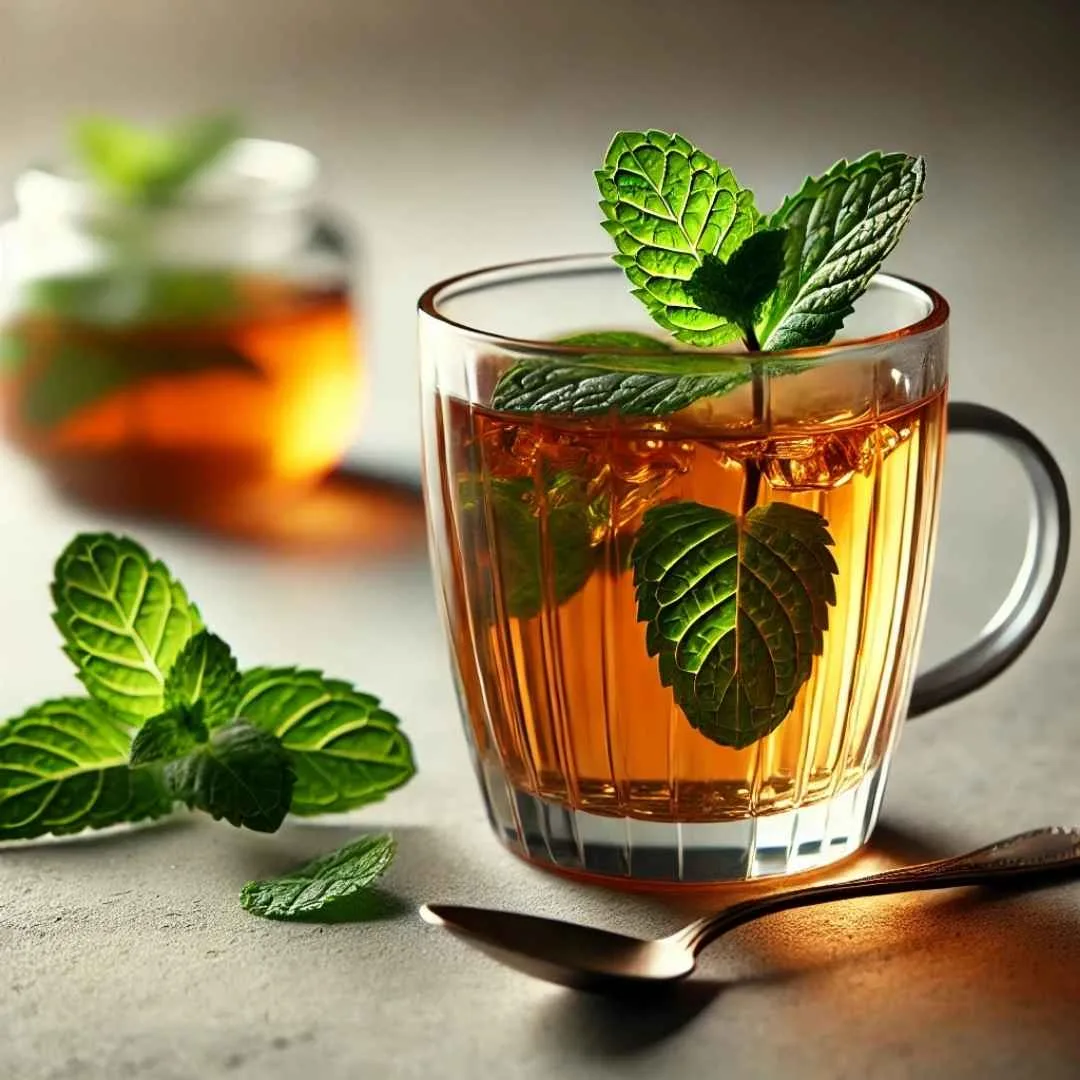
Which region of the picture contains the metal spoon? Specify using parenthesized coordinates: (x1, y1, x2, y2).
(421, 826, 1080, 991)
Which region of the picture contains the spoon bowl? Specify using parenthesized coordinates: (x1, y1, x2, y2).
(422, 827, 1080, 992)
(421, 903, 693, 988)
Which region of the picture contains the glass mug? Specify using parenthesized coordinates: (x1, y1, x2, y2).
(419, 255, 1069, 885)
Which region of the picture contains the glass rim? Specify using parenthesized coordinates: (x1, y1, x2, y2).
(418, 253, 950, 363)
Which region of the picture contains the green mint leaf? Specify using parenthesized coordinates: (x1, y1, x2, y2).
(0, 698, 173, 840)
(234, 669, 415, 815)
(1, 332, 27, 375)
(597, 130, 757, 346)
(16, 338, 261, 430)
(757, 151, 925, 350)
(240, 834, 397, 922)
(130, 703, 209, 766)
(24, 268, 240, 325)
(631, 500, 837, 749)
(75, 113, 241, 207)
(556, 331, 674, 350)
(460, 474, 601, 619)
(685, 229, 787, 339)
(164, 632, 240, 726)
(490, 330, 752, 418)
(52, 534, 204, 723)
(164, 719, 294, 833)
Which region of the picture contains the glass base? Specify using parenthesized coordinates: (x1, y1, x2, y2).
(477, 759, 887, 885)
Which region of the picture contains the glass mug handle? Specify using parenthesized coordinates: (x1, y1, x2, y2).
(908, 401, 1071, 717)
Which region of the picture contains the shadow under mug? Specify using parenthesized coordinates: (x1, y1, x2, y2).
(419, 256, 1071, 885)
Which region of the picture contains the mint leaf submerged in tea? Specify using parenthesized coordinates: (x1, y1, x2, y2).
(632, 501, 838, 748)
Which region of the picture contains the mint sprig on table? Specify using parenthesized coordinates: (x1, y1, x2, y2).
(0, 533, 416, 841)
(485, 130, 924, 749)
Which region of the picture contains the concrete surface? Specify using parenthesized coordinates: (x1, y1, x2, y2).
(2, 1, 1080, 1078)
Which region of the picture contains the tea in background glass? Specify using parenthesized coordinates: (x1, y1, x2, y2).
(0, 121, 360, 519)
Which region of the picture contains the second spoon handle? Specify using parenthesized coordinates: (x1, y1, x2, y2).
(678, 826, 1080, 954)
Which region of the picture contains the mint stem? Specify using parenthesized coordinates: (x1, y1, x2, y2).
(741, 327, 764, 515)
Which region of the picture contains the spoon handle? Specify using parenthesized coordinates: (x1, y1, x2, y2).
(678, 826, 1080, 954)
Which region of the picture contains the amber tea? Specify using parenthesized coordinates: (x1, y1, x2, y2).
(0, 271, 359, 517)
(437, 380, 946, 825)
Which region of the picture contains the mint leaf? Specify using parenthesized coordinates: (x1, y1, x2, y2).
(686, 229, 787, 341)
(164, 632, 240, 726)
(235, 669, 415, 815)
(460, 474, 601, 619)
(1, 332, 27, 375)
(130, 703, 209, 766)
(24, 269, 241, 325)
(757, 152, 925, 350)
(52, 534, 203, 723)
(75, 114, 241, 207)
(597, 130, 757, 347)
(17, 338, 260, 430)
(164, 720, 294, 832)
(0, 698, 173, 840)
(240, 834, 397, 922)
(631, 501, 837, 748)
(490, 331, 752, 418)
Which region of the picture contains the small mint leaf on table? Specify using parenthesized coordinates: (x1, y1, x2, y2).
(686, 229, 787, 344)
(598, 130, 758, 346)
(235, 669, 415, 815)
(52, 534, 203, 724)
(631, 501, 838, 749)
(756, 151, 925, 350)
(0, 698, 173, 840)
(130, 703, 209, 766)
(240, 834, 397, 922)
(165, 720, 294, 833)
(164, 631, 240, 726)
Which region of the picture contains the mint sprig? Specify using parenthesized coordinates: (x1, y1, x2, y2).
(0, 533, 416, 841)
